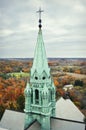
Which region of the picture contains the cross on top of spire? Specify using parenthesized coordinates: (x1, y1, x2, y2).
(36, 7, 44, 28)
(37, 7, 44, 19)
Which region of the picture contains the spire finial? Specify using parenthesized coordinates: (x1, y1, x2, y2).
(36, 7, 44, 28)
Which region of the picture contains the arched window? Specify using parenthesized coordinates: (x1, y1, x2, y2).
(42, 71, 47, 80)
(31, 90, 33, 103)
(51, 90, 52, 100)
(35, 89, 39, 104)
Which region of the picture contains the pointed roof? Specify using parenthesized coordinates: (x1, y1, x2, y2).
(56, 97, 84, 122)
(0, 110, 25, 130)
(24, 82, 31, 94)
(0, 109, 85, 130)
(42, 83, 49, 94)
(31, 28, 50, 76)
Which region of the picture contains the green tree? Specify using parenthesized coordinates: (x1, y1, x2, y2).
(16, 94, 25, 112)
(74, 80, 83, 87)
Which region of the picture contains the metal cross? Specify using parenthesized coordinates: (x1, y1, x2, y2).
(36, 7, 44, 20)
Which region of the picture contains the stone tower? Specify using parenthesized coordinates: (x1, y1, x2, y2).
(24, 8, 56, 130)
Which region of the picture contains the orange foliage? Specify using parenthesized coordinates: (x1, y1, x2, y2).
(75, 70, 81, 74)
(54, 79, 59, 87)
(57, 88, 65, 96)
(0, 77, 26, 111)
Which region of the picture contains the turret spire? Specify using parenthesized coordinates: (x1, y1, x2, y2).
(36, 7, 44, 28)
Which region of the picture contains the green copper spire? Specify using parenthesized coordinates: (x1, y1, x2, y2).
(24, 8, 56, 130)
(31, 28, 50, 76)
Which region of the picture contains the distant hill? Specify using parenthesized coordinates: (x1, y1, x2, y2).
(0, 58, 86, 61)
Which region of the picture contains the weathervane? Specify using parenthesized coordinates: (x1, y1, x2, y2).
(36, 7, 44, 28)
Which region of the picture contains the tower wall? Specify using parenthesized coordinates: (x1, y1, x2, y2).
(41, 116, 50, 130)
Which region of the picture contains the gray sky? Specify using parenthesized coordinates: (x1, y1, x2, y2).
(0, 0, 86, 58)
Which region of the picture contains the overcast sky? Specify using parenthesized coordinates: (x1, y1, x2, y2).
(0, 0, 86, 58)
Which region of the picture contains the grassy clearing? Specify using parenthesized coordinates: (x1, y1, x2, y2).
(8, 72, 29, 78)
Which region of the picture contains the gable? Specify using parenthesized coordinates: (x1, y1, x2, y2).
(56, 97, 85, 122)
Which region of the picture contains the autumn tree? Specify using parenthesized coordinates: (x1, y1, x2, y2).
(74, 80, 83, 87)
(16, 94, 25, 112)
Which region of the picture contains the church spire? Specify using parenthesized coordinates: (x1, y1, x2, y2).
(24, 8, 56, 130)
(31, 8, 50, 77)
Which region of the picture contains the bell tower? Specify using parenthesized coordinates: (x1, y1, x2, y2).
(24, 8, 56, 130)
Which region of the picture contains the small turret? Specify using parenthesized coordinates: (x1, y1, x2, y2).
(42, 84, 49, 99)
(42, 84, 49, 115)
(24, 82, 31, 96)
(24, 82, 31, 112)
(51, 83, 56, 116)
(52, 83, 56, 95)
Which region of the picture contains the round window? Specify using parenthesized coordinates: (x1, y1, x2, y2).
(42, 77, 46, 80)
(35, 77, 38, 80)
